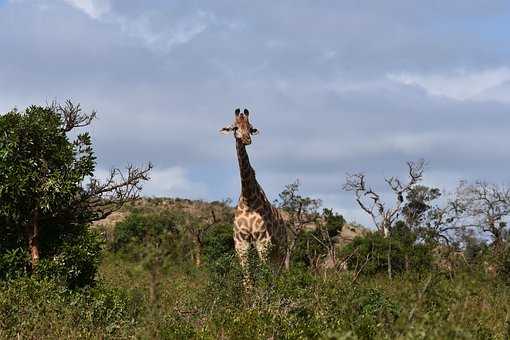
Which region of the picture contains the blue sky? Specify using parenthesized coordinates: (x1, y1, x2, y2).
(1, 0, 510, 225)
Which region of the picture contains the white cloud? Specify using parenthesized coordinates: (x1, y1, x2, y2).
(62, 0, 111, 19)
(116, 10, 213, 52)
(388, 67, 510, 102)
(59, 1, 214, 53)
(141, 166, 208, 199)
(93, 166, 208, 199)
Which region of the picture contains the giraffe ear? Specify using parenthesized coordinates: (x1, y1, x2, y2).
(220, 126, 233, 135)
(250, 128, 259, 135)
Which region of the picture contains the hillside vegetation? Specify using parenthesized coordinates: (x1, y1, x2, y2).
(2, 103, 510, 339)
(1, 197, 510, 339)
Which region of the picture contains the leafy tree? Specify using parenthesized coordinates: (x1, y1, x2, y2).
(402, 185, 441, 229)
(111, 212, 180, 305)
(111, 212, 179, 254)
(175, 200, 233, 267)
(0, 101, 151, 285)
(322, 208, 345, 238)
(275, 180, 322, 269)
(340, 231, 432, 277)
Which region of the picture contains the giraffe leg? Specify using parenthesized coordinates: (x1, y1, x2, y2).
(235, 238, 252, 290)
(255, 237, 271, 264)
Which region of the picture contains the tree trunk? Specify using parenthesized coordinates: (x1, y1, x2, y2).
(491, 225, 502, 250)
(284, 238, 295, 271)
(149, 267, 158, 304)
(284, 251, 291, 271)
(383, 223, 391, 238)
(194, 241, 203, 267)
(387, 237, 392, 279)
(26, 209, 40, 268)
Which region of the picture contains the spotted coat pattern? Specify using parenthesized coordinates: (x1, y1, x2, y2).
(233, 138, 288, 280)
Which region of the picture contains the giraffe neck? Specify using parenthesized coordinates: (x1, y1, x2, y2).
(236, 139, 261, 202)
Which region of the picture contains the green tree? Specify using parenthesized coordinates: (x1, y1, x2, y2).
(402, 185, 441, 229)
(275, 180, 322, 269)
(340, 231, 432, 277)
(0, 101, 151, 284)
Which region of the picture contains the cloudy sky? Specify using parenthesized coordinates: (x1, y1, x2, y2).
(1, 0, 509, 225)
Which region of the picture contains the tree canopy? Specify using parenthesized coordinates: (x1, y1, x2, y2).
(0, 101, 151, 285)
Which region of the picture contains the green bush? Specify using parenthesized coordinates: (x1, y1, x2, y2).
(0, 224, 101, 288)
(0, 277, 142, 338)
(0, 248, 27, 280)
(35, 228, 102, 288)
(203, 223, 235, 263)
(291, 228, 327, 267)
(290, 209, 345, 268)
(490, 244, 510, 281)
(111, 212, 179, 253)
(340, 231, 433, 276)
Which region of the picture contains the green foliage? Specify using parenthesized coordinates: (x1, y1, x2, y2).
(340, 231, 433, 276)
(0, 105, 94, 230)
(276, 179, 322, 215)
(2, 225, 510, 339)
(489, 244, 510, 281)
(35, 229, 102, 288)
(202, 223, 235, 263)
(111, 212, 179, 253)
(290, 209, 344, 268)
(291, 228, 326, 267)
(322, 208, 345, 237)
(0, 104, 100, 287)
(462, 231, 489, 265)
(403, 185, 441, 228)
(0, 277, 142, 338)
(0, 248, 28, 280)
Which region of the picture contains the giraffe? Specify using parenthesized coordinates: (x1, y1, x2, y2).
(220, 108, 287, 287)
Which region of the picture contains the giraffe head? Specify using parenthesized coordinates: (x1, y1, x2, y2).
(220, 108, 259, 145)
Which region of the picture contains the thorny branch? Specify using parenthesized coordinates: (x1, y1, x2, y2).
(52, 100, 97, 132)
(83, 163, 153, 221)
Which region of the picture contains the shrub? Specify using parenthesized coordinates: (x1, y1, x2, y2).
(0, 248, 28, 280)
(111, 212, 179, 253)
(202, 223, 235, 264)
(0, 277, 142, 338)
(35, 227, 102, 288)
(0, 224, 101, 288)
(340, 232, 432, 276)
(490, 244, 510, 281)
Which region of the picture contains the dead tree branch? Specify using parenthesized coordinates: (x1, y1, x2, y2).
(53, 99, 97, 132)
(83, 163, 153, 221)
(343, 160, 425, 236)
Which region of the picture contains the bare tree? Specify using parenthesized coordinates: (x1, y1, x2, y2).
(55, 100, 97, 132)
(82, 164, 153, 222)
(343, 160, 425, 237)
(58, 100, 153, 224)
(454, 181, 510, 249)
